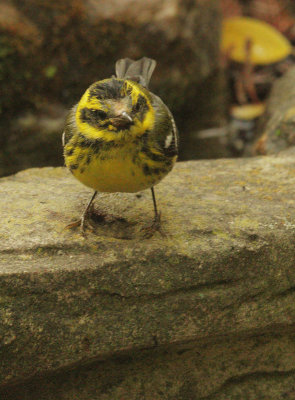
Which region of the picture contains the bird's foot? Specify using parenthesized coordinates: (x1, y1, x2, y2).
(64, 207, 106, 234)
(141, 212, 166, 238)
(64, 217, 94, 234)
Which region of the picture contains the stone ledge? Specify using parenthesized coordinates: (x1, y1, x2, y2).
(1, 153, 295, 398)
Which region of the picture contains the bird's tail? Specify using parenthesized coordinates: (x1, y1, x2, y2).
(115, 57, 156, 88)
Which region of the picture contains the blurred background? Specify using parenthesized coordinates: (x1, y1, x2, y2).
(1, 0, 295, 177)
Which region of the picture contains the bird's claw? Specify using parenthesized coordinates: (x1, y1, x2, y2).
(141, 212, 166, 238)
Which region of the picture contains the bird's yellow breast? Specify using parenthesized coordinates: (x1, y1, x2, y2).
(67, 142, 174, 193)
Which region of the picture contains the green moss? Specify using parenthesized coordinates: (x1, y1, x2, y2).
(233, 217, 260, 230)
(212, 230, 231, 240)
(44, 65, 57, 78)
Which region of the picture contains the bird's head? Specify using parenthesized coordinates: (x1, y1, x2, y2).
(76, 78, 155, 142)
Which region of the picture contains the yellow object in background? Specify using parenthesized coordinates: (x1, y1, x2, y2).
(231, 103, 266, 121)
(221, 17, 292, 65)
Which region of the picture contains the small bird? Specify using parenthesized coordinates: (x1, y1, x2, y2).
(62, 57, 178, 235)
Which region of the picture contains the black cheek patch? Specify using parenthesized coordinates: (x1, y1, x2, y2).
(92, 109, 107, 120)
(80, 108, 91, 124)
(134, 95, 149, 122)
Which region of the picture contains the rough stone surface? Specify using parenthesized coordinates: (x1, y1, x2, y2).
(1, 155, 295, 399)
(254, 66, 295, 155)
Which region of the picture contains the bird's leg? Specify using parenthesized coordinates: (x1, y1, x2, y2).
(142, 187, 165, 238)
(80, 191, 98, 231)
(151, 186, 160, 223)
(65, 191, 98, 232)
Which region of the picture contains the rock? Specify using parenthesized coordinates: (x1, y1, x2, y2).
(0, 0, 223, 176)
(254, 66, 295, 155)
(1, 154, 295, 399)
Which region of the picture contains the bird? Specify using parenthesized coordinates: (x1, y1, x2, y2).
(62, 57, 178, 235)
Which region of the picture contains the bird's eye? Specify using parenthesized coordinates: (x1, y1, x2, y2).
(92, 109, 107, 120)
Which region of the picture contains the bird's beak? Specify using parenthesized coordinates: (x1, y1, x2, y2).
(110, 111, 133, 128)
(121, 111, 133, 123)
